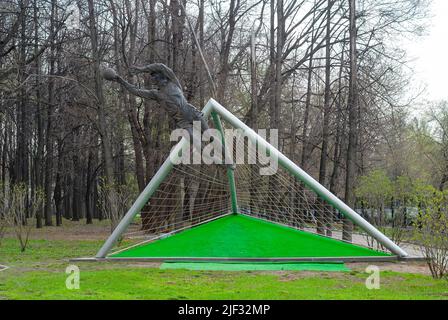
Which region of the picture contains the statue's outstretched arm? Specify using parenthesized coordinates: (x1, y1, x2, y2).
(130, 63, 182, 89)
(102, 67, 159, 100)
(116, 76, 160, 101)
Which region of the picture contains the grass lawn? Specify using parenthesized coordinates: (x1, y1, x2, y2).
(0, 223, 447, 300)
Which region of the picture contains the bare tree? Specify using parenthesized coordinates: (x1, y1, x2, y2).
(343, 0, 359, 242)
(98, 181, 135, 235)
(2, 184, 44, 252)
(86, 0, 115, 184)
(0, 0, 432, 234)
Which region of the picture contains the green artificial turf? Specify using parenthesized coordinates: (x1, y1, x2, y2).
(111, 214, 390, 259)
(160, 262, 350, 271)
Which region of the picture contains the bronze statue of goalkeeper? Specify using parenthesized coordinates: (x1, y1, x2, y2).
(102, 63, 233, 168)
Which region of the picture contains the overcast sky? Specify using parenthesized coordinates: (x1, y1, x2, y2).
(404, 0, 448, 103)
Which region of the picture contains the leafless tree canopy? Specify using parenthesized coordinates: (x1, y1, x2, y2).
(0, 0, 440, 242)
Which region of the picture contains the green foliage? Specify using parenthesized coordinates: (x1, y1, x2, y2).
(357, 170, 448, 280)
(355, 172, 439, 225)
(412, 179, 438, 206)
(413, 189, 448, 280)
(394, 176, 414, 204)
(356, 170, 393, 209)
(355, 171, 443, 247)
(355, 169, 395, 246)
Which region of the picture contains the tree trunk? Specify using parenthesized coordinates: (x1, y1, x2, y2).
(33, 0, 43, 228)
(216, 0, 236, 103)
(300, 34, 315, 170)
(87, 0, 115, 184)
(109, 0, 146, 191)
(317, 0, 334, 235)
(198, 0, 205, 107)
(85, 148, 94, 225)
(43, 0, 57, 226)
(343, 0, 359, 242)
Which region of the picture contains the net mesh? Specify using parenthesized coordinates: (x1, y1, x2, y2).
(229, 130, 385, 252)
(113, 163, 232, 253)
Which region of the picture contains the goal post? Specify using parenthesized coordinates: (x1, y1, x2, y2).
(210, 111, 238, 214)
(96, 101, 216, 258)
(96, 98, 408, 259)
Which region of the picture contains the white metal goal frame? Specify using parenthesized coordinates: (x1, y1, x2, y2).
(95, 98, 409, 259)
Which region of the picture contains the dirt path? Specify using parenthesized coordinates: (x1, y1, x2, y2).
(30, 224, 110, 241)
(4, 219, 112, 241)
(347, 261, 432, 276)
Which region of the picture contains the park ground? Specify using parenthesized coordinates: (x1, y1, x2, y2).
(0, 220, 447, 300)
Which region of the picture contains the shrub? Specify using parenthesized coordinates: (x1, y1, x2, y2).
(1, 184, 44, 252)
(355, 170, 396, 248)
(414, 189, 448, 279)
(0, 214, 6, 246)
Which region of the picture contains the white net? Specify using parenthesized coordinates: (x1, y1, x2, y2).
(113, 163, 232, 251)
(229, 132, 386, 252)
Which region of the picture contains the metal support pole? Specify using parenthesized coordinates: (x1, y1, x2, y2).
(208, 98, 408, 257)
(211, 111, 239, 214)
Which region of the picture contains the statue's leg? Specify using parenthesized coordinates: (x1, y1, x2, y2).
(181, 124, 204, 165)
(181, 121, 216, 165)
(182, 119, 234, 169)
(200, 118, 235, 169)
(201, 118, 235, 170)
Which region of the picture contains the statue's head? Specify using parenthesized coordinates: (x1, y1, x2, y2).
(149, 71, 169, 86)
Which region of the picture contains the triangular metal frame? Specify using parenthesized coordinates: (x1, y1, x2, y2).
(96, 98, 408, 259)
